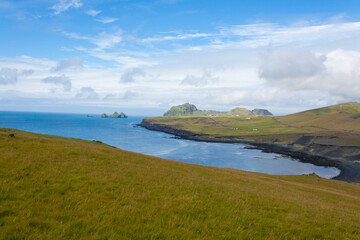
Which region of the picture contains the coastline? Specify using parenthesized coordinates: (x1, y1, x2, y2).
(139, 119, 360, 183)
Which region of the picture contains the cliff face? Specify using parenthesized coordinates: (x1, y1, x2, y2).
(163, 103, 273, 117)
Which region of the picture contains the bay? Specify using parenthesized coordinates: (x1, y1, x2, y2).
(0, 111, 340, 178)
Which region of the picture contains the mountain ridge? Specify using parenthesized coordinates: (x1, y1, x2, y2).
(164, 103, 272, 117)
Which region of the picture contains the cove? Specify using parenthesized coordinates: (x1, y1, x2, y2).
(0, 111, 340, 178)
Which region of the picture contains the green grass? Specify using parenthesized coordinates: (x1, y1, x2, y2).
(1, 128, 360, 239)
(146, 115, 306, 137)
(145, 102, 360, 140)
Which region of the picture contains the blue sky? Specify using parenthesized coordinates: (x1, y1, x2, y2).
(1, 0, 360, 115)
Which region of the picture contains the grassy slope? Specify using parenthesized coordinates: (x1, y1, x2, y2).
(1, 129, 360, 239)
(145, 102, 360, 144)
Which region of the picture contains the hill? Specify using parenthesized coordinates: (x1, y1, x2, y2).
(279, 102, 360, 134)
(164, 103, 273, 116)
(1, 128, 360, 239)
(141, 102, 360, 182)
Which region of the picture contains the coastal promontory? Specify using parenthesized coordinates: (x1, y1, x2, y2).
(141, 102, 360, 183)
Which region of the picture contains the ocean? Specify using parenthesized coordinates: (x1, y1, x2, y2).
(0, 111, 340, 178)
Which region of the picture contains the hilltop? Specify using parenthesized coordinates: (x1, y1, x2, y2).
(141, 102, 360, 182)
(279, 102, 360, 133)
(164, 103, 272, 117)
(1, 128, 360, 239)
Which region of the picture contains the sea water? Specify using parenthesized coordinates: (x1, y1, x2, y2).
(0, 111, 340, 178)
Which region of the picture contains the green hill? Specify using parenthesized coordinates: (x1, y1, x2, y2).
(164, 103, 272, 116)
(279, 102, 360, 134)
(141, 102, 360, 182)
(1, 128, 360, 239)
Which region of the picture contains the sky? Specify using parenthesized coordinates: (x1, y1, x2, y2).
(1, 0, 360, 116)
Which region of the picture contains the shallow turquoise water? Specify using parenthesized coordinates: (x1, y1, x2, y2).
(0, 111, 340, 178)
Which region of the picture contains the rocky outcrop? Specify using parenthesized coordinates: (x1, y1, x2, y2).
(101, 112, 128, 118)
(251, 108, 273, 116)
(164, 103, 198, 116)
(163, 103, 273, 117)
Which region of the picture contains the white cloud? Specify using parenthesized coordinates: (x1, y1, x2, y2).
(259, 50, 326, 83)
(180, 70, 218, 87)
(76, 87, 98, 99)
(95, 17, 118, 24)
(63, 30, 122, 50)
(62, 32, 89, 40)
(42, 75, 72, 91)
(5, 20, 360, 114)
(120, 68, 146, 83)
(86, 9, 101, 16)
(142, 32, 211, 42)
(53, 57, 83, 71)
(0, 68, 18, 85)
(123, 90, 138, 100)
(50, 0, 82, 15)
(91, 31, 122, 49)
(21, 69, 35, 76)
(259, 49, 360, 99)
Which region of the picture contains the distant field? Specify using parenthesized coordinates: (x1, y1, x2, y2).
(145, 102, 360, 145)
(1, 128, 360, 239)
(147, 115, 306, 137)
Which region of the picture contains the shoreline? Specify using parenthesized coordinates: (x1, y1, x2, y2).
(139, 120, 360, 183)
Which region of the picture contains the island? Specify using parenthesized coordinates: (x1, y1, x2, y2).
(164, 103, 272, 116)
(140, 102, 360, 183)
(101, 112, 128, 118)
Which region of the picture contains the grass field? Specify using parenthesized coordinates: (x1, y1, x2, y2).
(146, 102, 360, 137)
(1, 128, 360, 239)
(144, 102, 360, 151)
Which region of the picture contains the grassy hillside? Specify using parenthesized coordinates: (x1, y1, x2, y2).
(147, 102, 360, 137)
(279, 102, 360, 134)
(144, 102, 360, 158)
(1, 128, 360, 239)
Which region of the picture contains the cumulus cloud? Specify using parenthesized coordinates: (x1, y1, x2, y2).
(50, 0, 82, 15)
(123, 90, 138, 100)
(259, 50, 326, 82)
(0, 68, 18, 85)
(181, 70, 218, 87)
(86, 9, 101, 16)
(42, 75, 72, 92)
(120, 68, 146, 83)
(0, 68, 35, 85)
(76, 87, 98, 99)
(53, 57, 83, 71)
(21, 69, 34, 76)
(259, 49, 360, 99)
